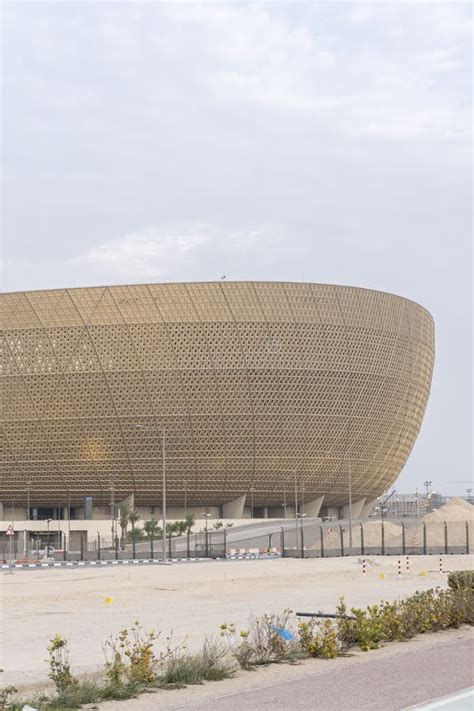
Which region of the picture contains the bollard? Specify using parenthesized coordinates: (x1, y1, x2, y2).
(360, 523, 365, 556)
(320, 526, 325, 558)
(397, 559, 401, 579)
(439, 557, 443, 574)
(362, 558, 366, 577)
(406, 555, 410, 573)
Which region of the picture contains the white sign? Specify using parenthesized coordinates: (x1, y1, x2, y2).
(5, 525, 14, 536)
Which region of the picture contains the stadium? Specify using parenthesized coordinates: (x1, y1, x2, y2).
(0, 281, 434, 522)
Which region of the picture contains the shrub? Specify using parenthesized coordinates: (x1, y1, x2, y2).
(0, 686, 17, 711)
(298, 618, 339, 658)
(448, 571, 474, 591)
(47, 634, 79, 695)
(160, 639, 235, 686)
(103, 622, 162, 687)
(220, 610, 300, 669)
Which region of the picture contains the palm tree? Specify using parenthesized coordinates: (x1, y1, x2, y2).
(185, 513, 195, 533)
(118, 503, 131, 548)
(143, 518, 160, 539)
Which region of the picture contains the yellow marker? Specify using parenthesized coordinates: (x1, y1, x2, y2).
(421, 571, 427, 577)
(379, 573, 385, 580)
(105, 597, 113, 605)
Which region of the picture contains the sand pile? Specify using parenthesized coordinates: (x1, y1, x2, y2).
(423, 497, 474, 523)
(307, 500, 473, 550)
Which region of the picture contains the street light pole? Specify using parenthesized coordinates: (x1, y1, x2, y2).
(203, 513, 211, 557)
(161, 428, 167, 563)
(294, 473, 298, 552)
(47, 517, 52, 556)
(347, 458, 353, 554)
(26, 480, 31, 521)
(135, 424, 167, 563)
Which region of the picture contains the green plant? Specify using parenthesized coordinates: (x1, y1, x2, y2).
(448, 570, 474, 591)
(104, 622, 161, 687)
(220, 611, 300, 669)
(160, 639, 234, 686)
(0, 685, 17, 711)
(128, 510, 141, 545)
(143, 518, 160, 540)
(118, 503, 131, 548)
(213, 520, 224, 530)
(185, 513, 196, 533)
(47, 634, 79, 695)
(298, 618, 339, 658)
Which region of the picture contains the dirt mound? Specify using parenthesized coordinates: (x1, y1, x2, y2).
(423, 498, 474, 523)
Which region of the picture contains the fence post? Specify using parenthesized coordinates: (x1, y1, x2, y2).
(423, 522, 427, 555)
(381, 522, 385, 556)
(444, 521, 448, 555)
(224, 528, 227, 558)
(150, 534, 154, 560)
(168, 530, 172, 559)
(132, 530, 136, 559)
(466, 521, 470, 555)
(97, 533, 101, 561)
(80, 534, 84, 562)
(187, 529, 191, 558)
(281, 527, 286, 558)
(115, 535, 119, 560)
(63, 539, 67, 562)
(360, 523, 364, 556)
(320, 526, 325, 558)
(300, 523, 304, 559)
(402, 522, 406, 556)
(339, 525, 344, 557)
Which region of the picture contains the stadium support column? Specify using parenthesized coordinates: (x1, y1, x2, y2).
(360, 499, 376, 519)
(343, 498, 366, 521)
(301, 495, 325, 518)
(223, 494, 246, 519)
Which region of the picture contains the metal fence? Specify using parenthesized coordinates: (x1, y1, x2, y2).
(0, 519, 471, 562)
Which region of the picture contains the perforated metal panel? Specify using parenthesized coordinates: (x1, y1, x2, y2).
(0, 282, 434, 509)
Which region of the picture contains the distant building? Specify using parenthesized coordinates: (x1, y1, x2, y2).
(1, 281, 435, 522)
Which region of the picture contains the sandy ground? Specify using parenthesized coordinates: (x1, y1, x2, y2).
(1, 554, 472, 692)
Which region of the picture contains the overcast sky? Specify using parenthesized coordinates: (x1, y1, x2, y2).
(2, 1, 472, 496)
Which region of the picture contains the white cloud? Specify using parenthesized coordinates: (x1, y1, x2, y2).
(73, 225, 274, 283)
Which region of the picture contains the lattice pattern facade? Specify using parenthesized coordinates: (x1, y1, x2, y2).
(0, 282, 434, 510)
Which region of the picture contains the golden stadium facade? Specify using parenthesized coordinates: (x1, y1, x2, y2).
(1, 282, 434, 518)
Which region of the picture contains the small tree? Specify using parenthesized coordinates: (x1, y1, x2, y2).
(144, 518, 160, 540)
(129, 510, 141, 539)
(185, 513, 195, 533)
(118, 503, 131, 549)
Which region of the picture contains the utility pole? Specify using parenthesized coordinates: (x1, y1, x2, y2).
(294, 473, 298, 552)
(347, 458, 353, 554)
(134, 424, 167, 563)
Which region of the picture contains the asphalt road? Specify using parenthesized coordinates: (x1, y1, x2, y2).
(163, 635, 474, 711)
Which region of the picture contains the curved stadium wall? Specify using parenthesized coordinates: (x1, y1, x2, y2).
(0, 282, 434, 515)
